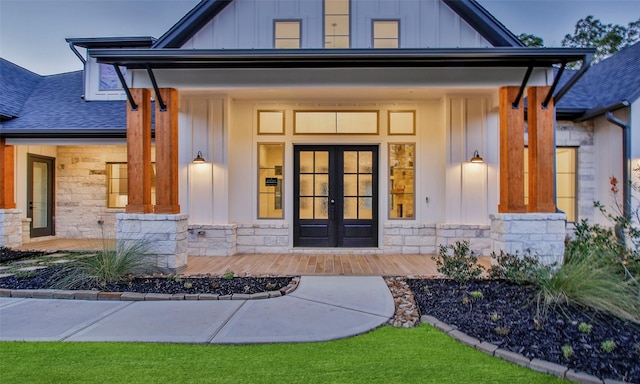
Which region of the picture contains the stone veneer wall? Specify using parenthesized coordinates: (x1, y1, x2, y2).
(0, 209, 22, 248)
(236, 223, 289, 254)
(490, 213, 566, 265)
(188, 224, 237, 256)
(527, 120, 596, 224)
(56, 145, 129, 239)
(383, 223, 492, 256)
(116, 213, 188, 272)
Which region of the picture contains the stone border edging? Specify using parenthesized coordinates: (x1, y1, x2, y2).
(420, 315, 627, 384)
(0, 277, 300, 302)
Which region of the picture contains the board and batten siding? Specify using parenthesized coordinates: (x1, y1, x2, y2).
(183, 0, 491, 49)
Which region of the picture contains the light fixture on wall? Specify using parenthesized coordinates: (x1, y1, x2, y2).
(193, 151, 206, 164)
(470, 150, 484, 163)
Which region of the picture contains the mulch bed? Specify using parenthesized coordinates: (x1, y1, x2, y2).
(0, 247, 47, 263)
(408, 279, 640, 383)
(0, 265, 293, 296)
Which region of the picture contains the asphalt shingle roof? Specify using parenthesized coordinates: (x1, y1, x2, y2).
(0, 69, 125, 130)
(0, 58, 42, 119)
(557, 41, 640, 113)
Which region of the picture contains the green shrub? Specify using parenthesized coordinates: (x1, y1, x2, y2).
(489, 250, 544, 284)
(223, 270, 235, 280)
(54, 240, 156, 289)
(432, 241, 484, 283)
(469, 290, 483, 300)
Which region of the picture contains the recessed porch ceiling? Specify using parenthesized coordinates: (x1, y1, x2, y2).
(181, 86, 494, 101)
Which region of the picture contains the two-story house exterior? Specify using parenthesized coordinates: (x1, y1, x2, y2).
(1, 0, 596, 272)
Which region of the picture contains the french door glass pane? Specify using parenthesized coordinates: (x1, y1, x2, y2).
(32, 162, 48, 228)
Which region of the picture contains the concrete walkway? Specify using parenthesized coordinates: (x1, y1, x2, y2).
(0, 276, 394, 344)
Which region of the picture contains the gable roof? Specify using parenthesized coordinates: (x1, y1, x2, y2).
(556, 42, 640, 119)
(0, 58, 42, 120)
(0, 69, 126, 134)
(153, 0, 523, 49)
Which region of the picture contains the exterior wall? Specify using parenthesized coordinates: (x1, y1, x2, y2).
(0, 209, 22, 248)
(56, 145, 132, 238)
(184, 0, 490, 49)
(490, 213, 566, 265)
(593, 113, 625, 225)
(188, 224, 237, 256)
(116, 213, 189, 272)
(383, 223, 491, 256)
(553, 120, 596, 223)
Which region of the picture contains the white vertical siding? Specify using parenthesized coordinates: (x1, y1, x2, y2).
(179, 95, 228, 225)
(445, 96, 492, 224)
(183, 0, 491, 49)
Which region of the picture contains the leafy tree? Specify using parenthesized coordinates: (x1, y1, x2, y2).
(518, 33, 544, 47)
(562, 15, 640, 63)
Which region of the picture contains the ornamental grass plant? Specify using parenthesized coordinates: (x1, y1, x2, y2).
(54, 239, 157, 289)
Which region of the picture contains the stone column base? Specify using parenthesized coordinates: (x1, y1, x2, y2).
(0, 209, 23, 248)
(490, 213, 566, 265)
(116, 213, 189, 273)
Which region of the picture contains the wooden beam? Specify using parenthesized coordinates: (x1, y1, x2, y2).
(0, 138, 16, 209)
(527, 86, 556, 213)
(125, 88, 153, 214)
(154, 88, 180, 214)
(498, 86, 526, 213)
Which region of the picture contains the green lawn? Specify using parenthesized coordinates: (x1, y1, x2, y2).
(0, 324, 564, 383)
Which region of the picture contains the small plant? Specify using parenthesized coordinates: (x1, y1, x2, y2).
(223, 270, 235, 280)
(489, 250, 544, 284)
(461, 296, 471, 305)
(489, 312, 500, 322)
(600, 340, 616, 353)
(183, 281, 193, 289)
(174, 277, 183, 283)
(561, 344, 574, 359)
(578, 322, 593, 334)
(432, 241, 484, 284)
(494, 326, 510, 336)
(211, 281, 219, 289)
(533, 317, 544, 331)
(243, 285, 251, 293)
(469, 290, 483, 300)
(166, 274, 176, 281)
(265, 282, 277, 291)
(422, 285, 430, 292)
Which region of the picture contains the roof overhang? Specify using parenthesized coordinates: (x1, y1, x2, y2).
(0, 128, 130, 139)
(90, 47, 593, 70)
(66, 37, 156, 49)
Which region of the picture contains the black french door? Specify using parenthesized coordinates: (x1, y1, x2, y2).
(293, 145, 378, 247)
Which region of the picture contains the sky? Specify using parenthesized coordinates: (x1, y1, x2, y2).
(1, 0, 639, 75)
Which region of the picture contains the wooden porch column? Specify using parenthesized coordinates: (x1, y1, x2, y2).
(0, 138, 16, 209)
(527, 86, 556, 213)
(125, 88, 153, 213)
(154, 88, 180, 214)
(498, 86, 526, 213)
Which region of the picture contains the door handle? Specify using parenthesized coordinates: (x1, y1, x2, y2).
(329, 199, 336, 220)
(28, 202, 33, 210)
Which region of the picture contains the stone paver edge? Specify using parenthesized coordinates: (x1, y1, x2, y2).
(0, 277, 300, 302)
(420, 315, 622, 384)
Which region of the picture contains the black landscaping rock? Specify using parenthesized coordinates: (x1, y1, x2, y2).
(408, 279, 640, 383)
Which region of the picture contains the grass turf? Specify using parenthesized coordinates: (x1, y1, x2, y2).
(0, 324, 564, 383)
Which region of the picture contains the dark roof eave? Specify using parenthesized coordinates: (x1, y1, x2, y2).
(443, 0, 524, 47)
(576, 100, 631, 122)
(0, 129, 130, 139)
(90, 47, 595, 69)
(66, 37, 156, 49)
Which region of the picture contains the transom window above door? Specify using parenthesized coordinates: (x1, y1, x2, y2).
(294, 111, 378, 134)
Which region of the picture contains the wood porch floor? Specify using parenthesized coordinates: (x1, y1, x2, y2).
(19, 238, 491, 277)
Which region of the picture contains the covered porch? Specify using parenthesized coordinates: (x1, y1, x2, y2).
(18, 237, 492, 276)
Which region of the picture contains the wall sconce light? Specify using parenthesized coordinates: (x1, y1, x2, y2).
(193, 151, 206, 164)
(470, 150, 484, 163)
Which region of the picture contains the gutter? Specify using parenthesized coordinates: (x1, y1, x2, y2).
(0, 129, 132, 139)
(604, 104, 632, 244)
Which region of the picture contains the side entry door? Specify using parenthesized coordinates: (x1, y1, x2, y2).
(27, 154, 55, 237)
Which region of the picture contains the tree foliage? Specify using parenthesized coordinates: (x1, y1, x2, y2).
(561, 15, 640, 63)
(518, 33, 544, 47)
